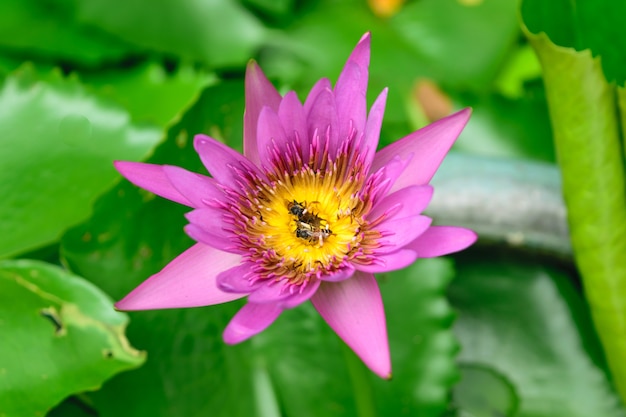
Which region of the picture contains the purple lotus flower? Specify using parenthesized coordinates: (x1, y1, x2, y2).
(114, 33, 475, 378)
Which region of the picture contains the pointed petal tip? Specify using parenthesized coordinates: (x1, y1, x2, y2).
(246, 58, 258, 69)
(193, 133, 211, 147)
(223, 302, 283, 344)
(348, 32, 371, 66)
(114, 297, 142, 312)
(115, 290, 163, 311)
(223, 330, 247, 345)
(358, 32, 371, 46)
(112, 161, 196, 207)
(114, 244, 245, 311)
(368, 357, 392, 379)
(442, 106, 472, 125)
(113, 159, 138, 174)
(312, 273, 391, 382)
(407, 226, 478, 258)
(245, 60, 266, 82)
(372, 106, 473, 191)
(460, 106, 472, 116)
(461, 230, 479, 252)
(443, 226, 478, 252)
(452, 107, 473, 124)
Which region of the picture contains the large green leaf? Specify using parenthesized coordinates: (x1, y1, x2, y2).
(522, 0, 626, 84)
(449, 257, 625, 417)
(84, 62, 215, 128)
(0, 65, 162, 258)
(47, 396, 96, 417)
(61, 81, 258, 417)
(392, 0, 520, 90)
(0, 259, 144, 417)
(73, 0, 267, 68)
(0, 0, 133, 65)
(452, 365, 518, 417)
(522, 9, 626, 401)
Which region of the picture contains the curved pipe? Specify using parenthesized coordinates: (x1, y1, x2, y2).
(426, 153, 571, 259)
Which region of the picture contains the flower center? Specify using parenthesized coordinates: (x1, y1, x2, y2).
(261, 174, 361, 268)
(239, 164, 363, 283)
(228, 142, 383, 284)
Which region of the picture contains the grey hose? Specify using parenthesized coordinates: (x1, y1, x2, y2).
(426, 153, 572, 259)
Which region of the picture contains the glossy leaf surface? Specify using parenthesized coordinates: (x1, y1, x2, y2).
(449, 257, 624, 417)
(0, 260, 144, 416)
(523, 5, 626, 400)
(0, 66, 161, 258)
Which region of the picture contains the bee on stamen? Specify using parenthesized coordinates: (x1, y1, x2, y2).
(288, 200, 306, 217)
(288, 200, 333, 245)
(294, 220, 332, 246)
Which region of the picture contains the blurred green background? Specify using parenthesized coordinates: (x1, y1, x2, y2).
(2, 0, 625, 416)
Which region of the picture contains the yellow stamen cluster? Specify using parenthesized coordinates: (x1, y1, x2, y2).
(235, 151, 379, 284)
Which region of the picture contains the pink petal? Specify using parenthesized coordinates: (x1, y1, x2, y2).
(305, 86, 339, 156)
(353, 249, 418, 273)
(244, 61, 283, 167)
(338, 33, 371, 81)
(115, 243, 245, 310)
(334, 33, 371, 141)
(223, 302, 283, 344)
(186, 207, 231, 236)
(335, 60, 366, 141)
(217, 263, 261, 293)
(304, 78, 332, 116)
(368, 185, 433, 222)
(368, 154, 413, 204)
(362, 88, 388, 167)
(319, 264, 356, 282)
(246, 280, 288, 304)
(184, 224, 238, 253)
(256, 106, 288, 169)
(311, 272, 391, 379)
(184, 207, 241, 253)
(246, 279, 320, 308)
(406, 226, 477, 257)
(194, 134, 262, 190)
(278, 91, 308, 161)
(371, 108, 472, 193)
(162, 165, 223, 208)
(279, 279, 321, 308)
(374, 215, 432, 253)
(114, 161, 191, 207)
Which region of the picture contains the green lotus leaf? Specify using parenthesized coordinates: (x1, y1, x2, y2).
(0, 259, 145, 416)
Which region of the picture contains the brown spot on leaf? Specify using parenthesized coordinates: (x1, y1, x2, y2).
(40, 307, 64, 335)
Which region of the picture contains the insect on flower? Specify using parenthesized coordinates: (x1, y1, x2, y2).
(113, 33, 476, 379)
(288, 200, 333, 245)
(288, 200, 306, 217)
